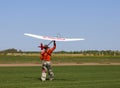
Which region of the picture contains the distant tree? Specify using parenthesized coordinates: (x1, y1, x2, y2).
(1, 48, 18, 53)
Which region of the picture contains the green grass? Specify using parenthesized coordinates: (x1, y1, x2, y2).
(0, 55, 120, 64)
(0, 56, 39, 64)
(0, 66, 120, 88)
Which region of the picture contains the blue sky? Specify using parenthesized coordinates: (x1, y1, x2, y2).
(0, 0, 120, 51)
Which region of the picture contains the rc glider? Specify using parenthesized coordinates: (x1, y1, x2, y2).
(24, 33, 85, 41)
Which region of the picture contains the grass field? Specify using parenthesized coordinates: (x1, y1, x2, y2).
(0, 66, 120, 88)
(0, 55, 120, 88)
(0, 55, 120, 64)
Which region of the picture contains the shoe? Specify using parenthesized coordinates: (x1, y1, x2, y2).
(49, 77, 54, 81)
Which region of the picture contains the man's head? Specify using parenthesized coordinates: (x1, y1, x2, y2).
(44, 45, 49, 49)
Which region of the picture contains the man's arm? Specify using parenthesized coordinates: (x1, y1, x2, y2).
(51, 41, 56, 51)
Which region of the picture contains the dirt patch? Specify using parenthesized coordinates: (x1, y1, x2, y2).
(0, 63, 120, 67)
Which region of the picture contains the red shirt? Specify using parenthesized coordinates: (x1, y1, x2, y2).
(40, 45, 56, 61)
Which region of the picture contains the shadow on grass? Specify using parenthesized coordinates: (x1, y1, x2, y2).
(24, 76, 75, 82)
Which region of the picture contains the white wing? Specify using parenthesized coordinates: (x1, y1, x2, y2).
(24, 33, 85, 41)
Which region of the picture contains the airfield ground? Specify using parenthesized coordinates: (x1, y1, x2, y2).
(0, 65, 120, 88)
(0, 55, 120, 88)
(0, 63, 120, 67)
(0, 54, 120, 66)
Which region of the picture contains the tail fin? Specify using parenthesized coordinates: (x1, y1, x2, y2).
(38, 43, 44, 50)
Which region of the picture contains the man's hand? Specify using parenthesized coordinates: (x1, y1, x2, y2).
(53, 41, 56, 46)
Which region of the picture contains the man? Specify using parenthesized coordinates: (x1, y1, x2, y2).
(39, 41, 56, 81)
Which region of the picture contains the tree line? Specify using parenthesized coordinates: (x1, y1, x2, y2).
(0, 48, 120, 56)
